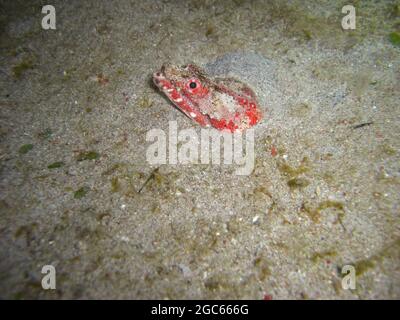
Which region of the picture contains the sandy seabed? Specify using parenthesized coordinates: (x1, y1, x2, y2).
(0, 0, 399, 299)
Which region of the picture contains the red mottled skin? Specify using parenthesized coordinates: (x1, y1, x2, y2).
(153, 63, 262, 132)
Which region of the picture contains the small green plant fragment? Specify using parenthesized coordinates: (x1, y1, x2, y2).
(74, 187, 88, 199)
(151, 204, 160, 214)
(347, 238, 400, 277)
(233, 0, 245, 6)
(48, 161, 65, 169)
(38, 128, 53, 139)
(137, 96, 153, 108)
(389, 32, 400, 46)
(353, 259, 375, 276)
(395, 4, 400, 16)
(311, 250, 337, 263)
(301, 200, 345, 223)
(253, 256, 271, 281)
(303, 29, 312, 40)
(289, 103, 311, 117)
(13, 60, 34, 78)
(111, 177, 120, 193)
(205, 25, 214, 37)
(14, 223, 38, 238)
(319, 200, 344, 211)
(287, 177, 310, 189)
(277, 161, 309, 177)
(380, 144, 396, 156)
(76, 151, 99, 161)
(138, 167, 160, 193)
(19, 144, 33, 154)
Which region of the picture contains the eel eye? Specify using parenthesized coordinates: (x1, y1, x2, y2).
(187, 79, 201, 93)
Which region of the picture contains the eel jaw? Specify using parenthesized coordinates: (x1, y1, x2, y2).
(153, 70, 211, 127)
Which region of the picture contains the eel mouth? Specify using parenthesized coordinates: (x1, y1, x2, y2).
(152, 64, 212, 128)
